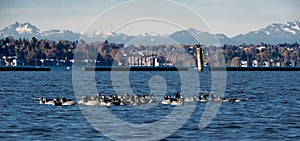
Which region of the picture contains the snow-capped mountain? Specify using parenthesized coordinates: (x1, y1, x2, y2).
(169, 28, 225, 45)
(0, 22, 81, 41)
(93, 30, 116, 36)
(0, 21, 299, 45)
(0, 22, 40, 39)
(262, 21, 300, 35)
(231, 21, 300, 44)
(81, 31, 134, 44)
(40, 29, 81, 41)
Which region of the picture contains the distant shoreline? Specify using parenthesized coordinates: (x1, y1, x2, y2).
(0, 66, 50, 71)
(83, 66, 300, 71)
(1, 66, 300, 71)
(82, 66, 188, 71)
(210, 67, 300, 71)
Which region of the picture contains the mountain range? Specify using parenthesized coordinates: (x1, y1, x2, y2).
(0, 21, 299, 45)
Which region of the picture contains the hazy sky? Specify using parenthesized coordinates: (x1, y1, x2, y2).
(0, 0, 299, 37)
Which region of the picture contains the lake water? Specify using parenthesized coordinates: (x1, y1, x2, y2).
(0, 67, 299, 140)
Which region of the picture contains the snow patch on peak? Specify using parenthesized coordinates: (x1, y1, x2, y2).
(16, 24, 32, 34)
(41, 29, 65, 35)
(141, 32, 166, 37)
(283, 28, 296, 34)
(94, 30, 115, 36)
(103, 30, 114, 36)
(264, 30, 270, 35)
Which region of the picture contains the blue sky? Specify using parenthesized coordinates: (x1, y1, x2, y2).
(0, 0, 299, 37)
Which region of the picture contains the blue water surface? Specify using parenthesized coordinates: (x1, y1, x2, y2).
(0, 67, 299, 140)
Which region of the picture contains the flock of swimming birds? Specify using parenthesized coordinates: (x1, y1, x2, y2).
(39, 91, 246, 106)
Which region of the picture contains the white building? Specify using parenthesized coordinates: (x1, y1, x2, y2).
(12, 59, 17, 66)
(257, 46, 266, 51)
(241, 61, 248, 67)
(252, 60, 258, 67)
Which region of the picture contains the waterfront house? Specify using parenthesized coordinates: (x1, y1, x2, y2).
(12, 58, 25, 66)
(252, 60, 258, 67)
(241, 61, 248, 67)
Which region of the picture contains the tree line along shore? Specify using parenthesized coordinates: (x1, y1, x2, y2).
(0, 36, 299, 67)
